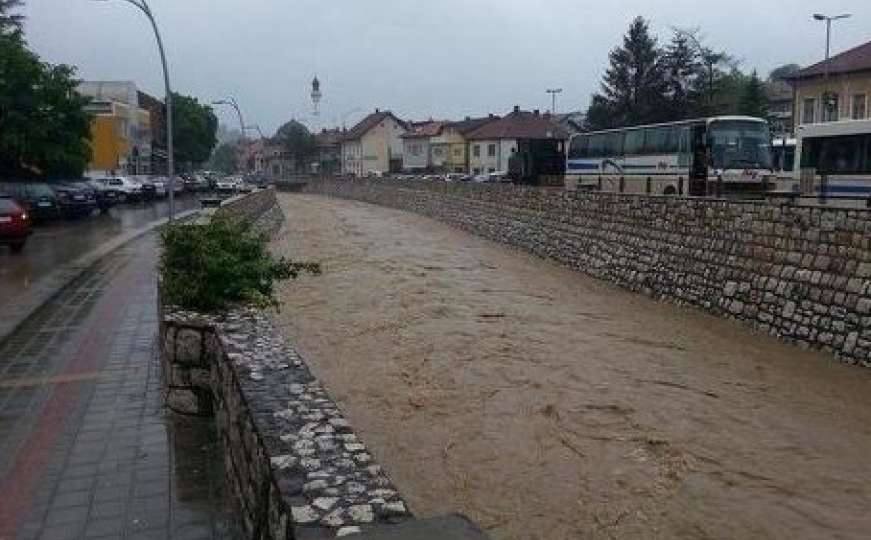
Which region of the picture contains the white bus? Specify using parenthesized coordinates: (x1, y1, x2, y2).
(782, 119, 871, 200)
(565, 116, 774, 196)
(771, 136, 796, 184)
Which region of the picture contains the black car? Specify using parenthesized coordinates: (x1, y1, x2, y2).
(0, 181, 61, 222)
(81, 180, 120, 213)
(53, 182, 98, 218)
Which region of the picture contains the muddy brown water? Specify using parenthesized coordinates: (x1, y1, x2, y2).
(271, 194, 871, 540)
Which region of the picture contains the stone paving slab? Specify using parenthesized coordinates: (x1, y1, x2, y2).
(0, 208, 200, 347)
(0, 234, 240, 540)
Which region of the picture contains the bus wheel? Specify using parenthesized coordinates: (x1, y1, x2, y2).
(663, 186, 677, 196)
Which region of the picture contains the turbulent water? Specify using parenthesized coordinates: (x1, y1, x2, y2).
(271, 194, 871, 540)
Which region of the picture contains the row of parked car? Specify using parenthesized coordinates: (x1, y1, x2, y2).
(358, 171, 511, 183)
(0, 173, 219, 254)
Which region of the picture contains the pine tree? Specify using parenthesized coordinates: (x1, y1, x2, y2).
(663, 32, 703, 119)
(739, 70, 768, 119)
(586, 16, 668, 129)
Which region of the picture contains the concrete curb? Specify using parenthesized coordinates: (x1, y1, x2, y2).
(0, 208, 200, 347)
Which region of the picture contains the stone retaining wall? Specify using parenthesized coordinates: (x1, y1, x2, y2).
(160, 308, 413, 539)
(304, 179, 871, 367)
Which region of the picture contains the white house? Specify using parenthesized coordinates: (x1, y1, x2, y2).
(341, 109, 407, 176)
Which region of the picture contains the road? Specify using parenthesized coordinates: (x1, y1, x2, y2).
(272, 194, 871, 540)
(0, 195, 201, 305)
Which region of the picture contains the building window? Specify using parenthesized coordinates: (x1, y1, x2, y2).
(803, 98, 816, 124)
(453, 147, 462, 157)
(487, 144, 496, 157)
(433, 147, 443, 157)
(823, 93, 839, 122)
(473, 145, 480, 157)
(852, 94, 867, 120)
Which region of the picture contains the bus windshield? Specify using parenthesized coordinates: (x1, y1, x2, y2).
(708, 120, 772, 170)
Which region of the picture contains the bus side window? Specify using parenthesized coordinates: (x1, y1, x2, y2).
(784, 146, 795, 172)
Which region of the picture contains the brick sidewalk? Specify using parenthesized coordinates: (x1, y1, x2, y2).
(0, 234, 240, 540)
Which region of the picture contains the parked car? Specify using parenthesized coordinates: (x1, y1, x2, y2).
(81, 179, 120, 213)
(52, 182, 98, 218)
(170, 176, 185, 195)
(0, 195, 32, 253)
(216, 176, 240, 193)
(96, 177, 142, 202)
(147, 177, 169, 198)
(0, 181, 61, 222)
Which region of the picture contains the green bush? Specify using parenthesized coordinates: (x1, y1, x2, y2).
(159, 217, 320, 312)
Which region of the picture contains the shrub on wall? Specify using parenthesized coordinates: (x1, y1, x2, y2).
(160, 217, 319, 312)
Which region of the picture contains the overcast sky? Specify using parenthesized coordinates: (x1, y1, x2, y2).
(22, 0, 871, 134)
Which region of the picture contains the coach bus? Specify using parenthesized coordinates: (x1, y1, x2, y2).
(565, 116, 774, 196)
(779, 119, 871, 201)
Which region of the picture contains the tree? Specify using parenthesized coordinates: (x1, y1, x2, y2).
(209, 141, 239, 174)
(739, 70, 768, 118)
(672, 27, 738, 116)
(0, 0, 24, 36)
(662, 31, 704, 119)
(172, 93, 218, 168)
(586, 16, 668, 130)
(274, 120, 317, 172)
(0, 33, 92, 179)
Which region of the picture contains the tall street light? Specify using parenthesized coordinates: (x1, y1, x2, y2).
(212, 97, 247, 140)
(93, 0, 175, 221)
(813, 13, 851, 121)
(546, 88, 563, 114)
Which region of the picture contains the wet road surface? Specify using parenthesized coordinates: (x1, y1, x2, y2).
(0, 234, 239, 539)
(272, 194, 871, 540)
(0, 196, 201, 306)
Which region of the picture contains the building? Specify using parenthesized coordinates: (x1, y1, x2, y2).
(465, 106, 568, 182)
(554, 111, 586, 135)
(766, 78, 794, 137)
(429, 116, 499, 173)
(239, 138, 266, 174)
(341, 109, 407, 176)
(137, 91, 167, 174)
(77, 81, 153, 177)
(315, 128, 343, 176)
(790, 40, 871, 126)
(401, 121, 446, 172)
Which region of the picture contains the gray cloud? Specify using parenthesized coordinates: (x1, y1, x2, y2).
(23, 0, 871, 134)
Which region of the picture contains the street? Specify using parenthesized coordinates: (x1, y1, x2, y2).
(0, 196, 201, 306)
(0, 233, 239, 540)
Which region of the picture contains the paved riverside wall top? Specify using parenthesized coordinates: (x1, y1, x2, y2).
(304, 179, 871, 367)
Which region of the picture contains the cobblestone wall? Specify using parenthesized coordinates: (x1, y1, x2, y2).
(215, 187, 283, 231)
(159, 308, 413, 539)
(304, 179, 871, 367)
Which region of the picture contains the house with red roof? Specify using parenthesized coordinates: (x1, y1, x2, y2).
(790, 39, 871, 125)
(401, 121, 447, 171)
(465, 106, 569, 182)
(341, 109, 407, 176)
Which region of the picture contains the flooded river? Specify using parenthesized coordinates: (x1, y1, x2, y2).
(272, 194, 871, 540)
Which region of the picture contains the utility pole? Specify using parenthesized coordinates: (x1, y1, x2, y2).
(546, 88, 563, 114)
(813, 13, 851, 121)
(212, 97, 246, 140)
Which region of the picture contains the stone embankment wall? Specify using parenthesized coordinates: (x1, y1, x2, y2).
(158, 189, 422, 539)
(304, 179, 871, 367)
(160, 309, 413, 539)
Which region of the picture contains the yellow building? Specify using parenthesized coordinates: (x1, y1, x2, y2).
(341, 110, 407, 176)
(430, 116, 499, 173)
(791, 40, 871, 126)
(79, 81, 153, 176)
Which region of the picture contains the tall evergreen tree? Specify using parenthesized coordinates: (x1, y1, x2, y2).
(585, 16, 668, 129)
(663, 32, 703, 119)
(739, 70, 768, 118)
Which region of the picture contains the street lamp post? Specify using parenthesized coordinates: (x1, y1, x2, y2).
(546, 88, 563, 114)
(93, 0, 175, 221)
(813, 13, 851, 121)
(212, 97, 247, 140)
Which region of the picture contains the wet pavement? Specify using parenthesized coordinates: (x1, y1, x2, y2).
(0, 196, 202, 306)
(0, 234, 239, 540)
(273, 194, 871, 540)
